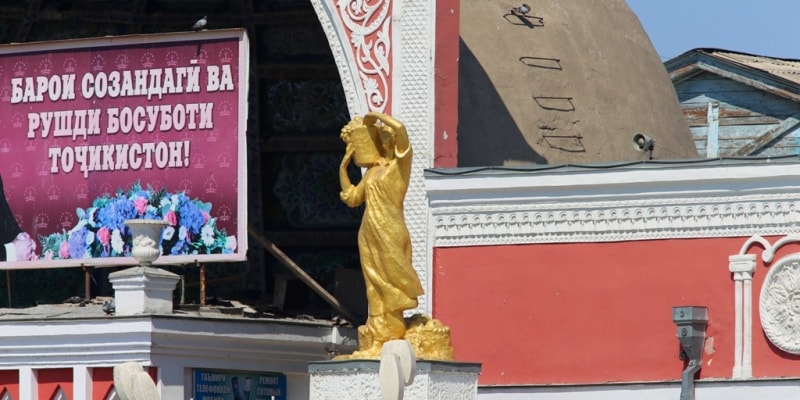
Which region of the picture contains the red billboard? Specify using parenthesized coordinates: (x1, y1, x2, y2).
(0, 29, 249, 268)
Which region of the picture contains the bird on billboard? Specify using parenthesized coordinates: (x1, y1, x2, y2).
(192, 16, 207, 31)
(512, 3, 531, 15)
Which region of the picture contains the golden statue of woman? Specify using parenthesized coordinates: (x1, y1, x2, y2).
(339, 112, 424, 358)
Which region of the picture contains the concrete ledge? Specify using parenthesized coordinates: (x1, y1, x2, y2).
(309, 359, 482, 399)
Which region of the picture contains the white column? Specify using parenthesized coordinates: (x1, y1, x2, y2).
(73, 366, 91, 399)
(731, 276, 742, 376)
(18, 367, 35, 400)
(157, 364, 185, 400)
(742, 274, 754, 378)
(729, 254, 756, 379)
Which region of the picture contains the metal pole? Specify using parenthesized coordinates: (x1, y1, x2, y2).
(199, 261, 206, 306)
(5, 270, 11, 308)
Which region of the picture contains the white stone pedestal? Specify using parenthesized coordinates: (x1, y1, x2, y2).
(108, 266, 179, 315)
(308, 359, 481, 400)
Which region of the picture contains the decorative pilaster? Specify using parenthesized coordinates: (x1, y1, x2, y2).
(73, 366, 90, 399)
(729, 254, 755, 379)
(19, 367, 34, 400)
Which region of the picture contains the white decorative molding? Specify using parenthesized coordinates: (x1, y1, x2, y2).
(760, 253, 800, 355)
(310, 0, 391, 115)
(336, 0, 391, 112)
(430, 194, 800, 246)
(426, 162, 800, 247)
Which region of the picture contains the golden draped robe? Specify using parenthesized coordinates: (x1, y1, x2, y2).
(341, 144, 424, 317)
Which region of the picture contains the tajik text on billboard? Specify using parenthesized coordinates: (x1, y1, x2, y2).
(0, 29, 249, 268)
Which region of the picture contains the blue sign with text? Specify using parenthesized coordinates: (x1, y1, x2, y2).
(193, 369, 286, 400)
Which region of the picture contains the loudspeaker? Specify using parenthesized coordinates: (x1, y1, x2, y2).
(632, 133, 655, 151)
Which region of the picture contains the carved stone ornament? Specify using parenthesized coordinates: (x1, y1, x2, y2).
(759, 254, 800, 354)
(335, 0, 391, 113)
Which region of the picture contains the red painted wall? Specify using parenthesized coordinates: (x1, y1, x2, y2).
(434, 0, 460, 167)
(750, 243, 800, 378)
(147, 366, 158, 385)
(434, 237, 800, 385)
(92, 368, 114, 400)
(37, 368, 72, 400)
(433, 238, 752, 385)
(0, 370, 18, 400)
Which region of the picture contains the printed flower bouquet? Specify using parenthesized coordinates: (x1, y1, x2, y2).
(39, 182, 236, 260)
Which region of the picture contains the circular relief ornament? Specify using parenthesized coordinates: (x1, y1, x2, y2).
(760, 255, 800, 354)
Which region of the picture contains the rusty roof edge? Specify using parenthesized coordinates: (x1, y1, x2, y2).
(670, 47, 800, 63)
(697, 61, 800, 103)
(666, 52, 800, 103)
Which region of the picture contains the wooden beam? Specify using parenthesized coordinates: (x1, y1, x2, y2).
(248, 224, 358, 323)
(706, 102, 720, 158)
(732, 110, 800, 156)
(262, 230, 357, 248)
(199, 262, 206, 306)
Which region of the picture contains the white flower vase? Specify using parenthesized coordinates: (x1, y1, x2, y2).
(125, 219, 168, 267)
(110, 219, 178, 316)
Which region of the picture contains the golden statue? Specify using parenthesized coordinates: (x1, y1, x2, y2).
(339, 112, 454, 361)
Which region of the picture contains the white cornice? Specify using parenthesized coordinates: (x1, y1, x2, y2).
(0, 315, 357, 370)
(426, 162, 800, 247)
(0, 318, 153, 367)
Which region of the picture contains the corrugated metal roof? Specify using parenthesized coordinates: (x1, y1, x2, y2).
(708, 50, 800, 85)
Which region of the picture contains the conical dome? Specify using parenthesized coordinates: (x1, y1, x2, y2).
(458, 0, 697, 166)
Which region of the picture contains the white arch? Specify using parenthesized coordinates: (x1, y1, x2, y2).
(309, 0, 369, 116)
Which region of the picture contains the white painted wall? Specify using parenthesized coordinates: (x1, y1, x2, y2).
(478, 380, 800, 400)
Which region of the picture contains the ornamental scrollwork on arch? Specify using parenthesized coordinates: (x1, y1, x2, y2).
(336, 0, 391, 112)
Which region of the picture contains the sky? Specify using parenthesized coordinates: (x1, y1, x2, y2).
(625, 0, 800, 61)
